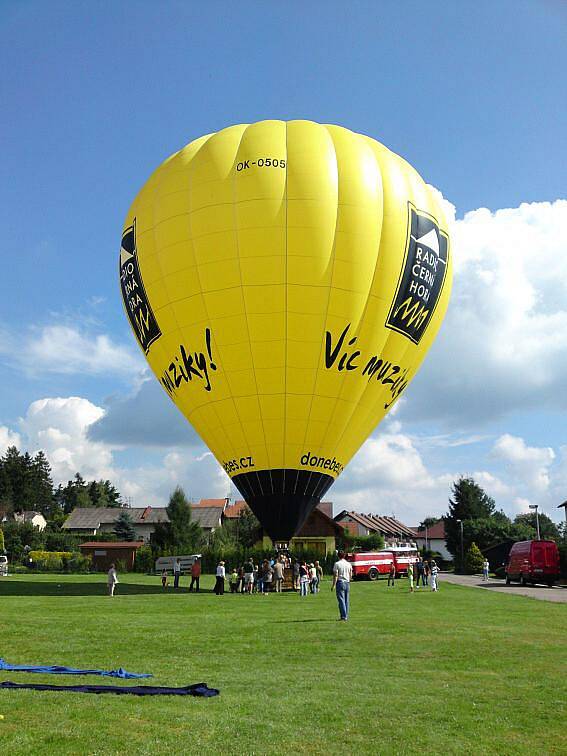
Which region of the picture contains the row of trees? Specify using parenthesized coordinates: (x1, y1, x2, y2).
(0, 446, 122, 519)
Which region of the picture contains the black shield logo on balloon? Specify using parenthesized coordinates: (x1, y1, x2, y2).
(386, 205, 449, 345)
(119, 219, 162, 354)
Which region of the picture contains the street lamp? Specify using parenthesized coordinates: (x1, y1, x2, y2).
(528, 504, 540, 540)
(456, 519, 464, 571)
(558, 501, 567, 541)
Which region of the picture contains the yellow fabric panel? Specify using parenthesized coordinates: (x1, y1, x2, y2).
(120, 120, 452, 483)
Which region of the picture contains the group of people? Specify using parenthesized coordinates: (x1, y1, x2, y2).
(212, 556, 324, 596)
(161, 558, 202, 592)
(404, 558, 440, 592)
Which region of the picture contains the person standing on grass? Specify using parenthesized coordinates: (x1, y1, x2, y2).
(422, 560, 430, 587)
(430, 560, 439, 592)
(107, 563, 119, 597)
(407, 561, 414, 593)
(332, 551, 352, 621)
(244, 557, 254, 594)
(214, 560, 226, 595)
(173, 558, 181, 589)
(483, 559, 490, 581)
(229, 567, 239, 593)
(309, 563, 317, 594)
(415, 556, 424, 588)
(263, 559, 273, 594)
(315, 560, 323, 592)
(292, 559, 300, 591)
(387, 561, 396, 587)
(273, 557, 284, 593)
(161, 568, 169, 589)
(189, 558, 201, 592)
(299, 560, 309, 597)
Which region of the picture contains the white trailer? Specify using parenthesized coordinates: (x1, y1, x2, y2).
(154, 554, 201, 574)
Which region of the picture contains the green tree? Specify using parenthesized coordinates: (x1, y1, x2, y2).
(30, 450, 55, 516)
(2, 521, 45, 562)
(445, 477, 496, 568)
(419, 516, 439, 530)
(233, 509, 261, 549)
(58, 474, 92, 514)
(464, 542, 485, 574)
(88, 480, 122, 508)
(113, 510, 137, 541)
(0, 527, 5, 553)
(152, 487, 203, 554)
(513, 512, 560, 541)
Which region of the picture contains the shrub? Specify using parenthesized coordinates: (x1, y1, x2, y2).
(67, 553, 92, 573)
(134, 545, 154, 573)
(29, 550, 73, 571)
(464, 542, 485, 575)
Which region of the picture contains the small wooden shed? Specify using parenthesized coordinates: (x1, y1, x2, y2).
(79, 541, 144, 572)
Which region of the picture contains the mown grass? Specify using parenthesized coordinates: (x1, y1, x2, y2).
(0, 573, 565, 755)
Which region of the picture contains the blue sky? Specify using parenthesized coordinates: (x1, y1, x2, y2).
(1, 1, 566, 524)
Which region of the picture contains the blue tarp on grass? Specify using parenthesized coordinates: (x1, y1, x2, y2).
(0, 658, 151, 679)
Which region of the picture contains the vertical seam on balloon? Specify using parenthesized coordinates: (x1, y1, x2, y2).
(297, 123, 340, 498)
(230, 124, 268, 497)
(331, 150, 417, 462)
(184, 131, 238, 470)
(283, 120, 288, 495)
(316, 133, 383, 463)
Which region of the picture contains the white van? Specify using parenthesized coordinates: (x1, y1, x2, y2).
(0, 555, 8, 576)
(154, 554, 201, 574)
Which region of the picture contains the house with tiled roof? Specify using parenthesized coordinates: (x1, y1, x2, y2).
(334, 510, 416, 545)
(411, 520, 452, 560)
(63, 506, 169, 544)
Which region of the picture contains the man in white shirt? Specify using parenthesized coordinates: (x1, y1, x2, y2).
(331, 551, 353, 621)
(107, 564, 119, 597)
(173, 558, 181, 589)
(214, 561, 226, 595)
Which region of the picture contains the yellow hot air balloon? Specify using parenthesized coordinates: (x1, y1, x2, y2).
(119, 120, 452, 540)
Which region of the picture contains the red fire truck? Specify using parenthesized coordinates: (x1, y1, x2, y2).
(347, 545, 419, 580)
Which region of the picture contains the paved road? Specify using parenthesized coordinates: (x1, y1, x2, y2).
(441, 573, 567, 604)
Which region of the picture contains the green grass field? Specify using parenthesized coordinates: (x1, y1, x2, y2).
(0, 573, 565, 755)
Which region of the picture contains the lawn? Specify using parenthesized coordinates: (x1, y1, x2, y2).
(0, 573, 565, 755)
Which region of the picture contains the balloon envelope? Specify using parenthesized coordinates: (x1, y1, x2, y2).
(120, 120, 452, 540)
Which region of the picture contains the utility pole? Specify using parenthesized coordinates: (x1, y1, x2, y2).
(456, 519, 464, 571)
(528, 504, 540, 540)
(558, 501, 567, 541)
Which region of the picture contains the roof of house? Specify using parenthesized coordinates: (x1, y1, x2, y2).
(63, 507, 169, 530)
(413, 520, 446, 540)
(297, 506, 344, 537)
(79, 541, 144, 549)
(334, 510, 416, 538)
(223, 500, 249, 518)
(190, 507, 223, 529)
(193, 498, 227, 508)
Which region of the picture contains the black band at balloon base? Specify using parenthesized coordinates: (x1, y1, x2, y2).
(231, 469, 335, 542)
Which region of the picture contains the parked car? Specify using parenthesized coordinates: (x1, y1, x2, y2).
(505, 540, 560, 587)
(0, 555, 8, 576)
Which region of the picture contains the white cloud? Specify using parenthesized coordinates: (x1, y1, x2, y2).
(19, 397, 113, 482)
(332, 430, 456, 523)
(492, 433, 555, 493)
(8, 394, 228, 508)
(405, 198, 567, 425)
(0, 323, 143, 378)
(0, 425, 21, 454)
